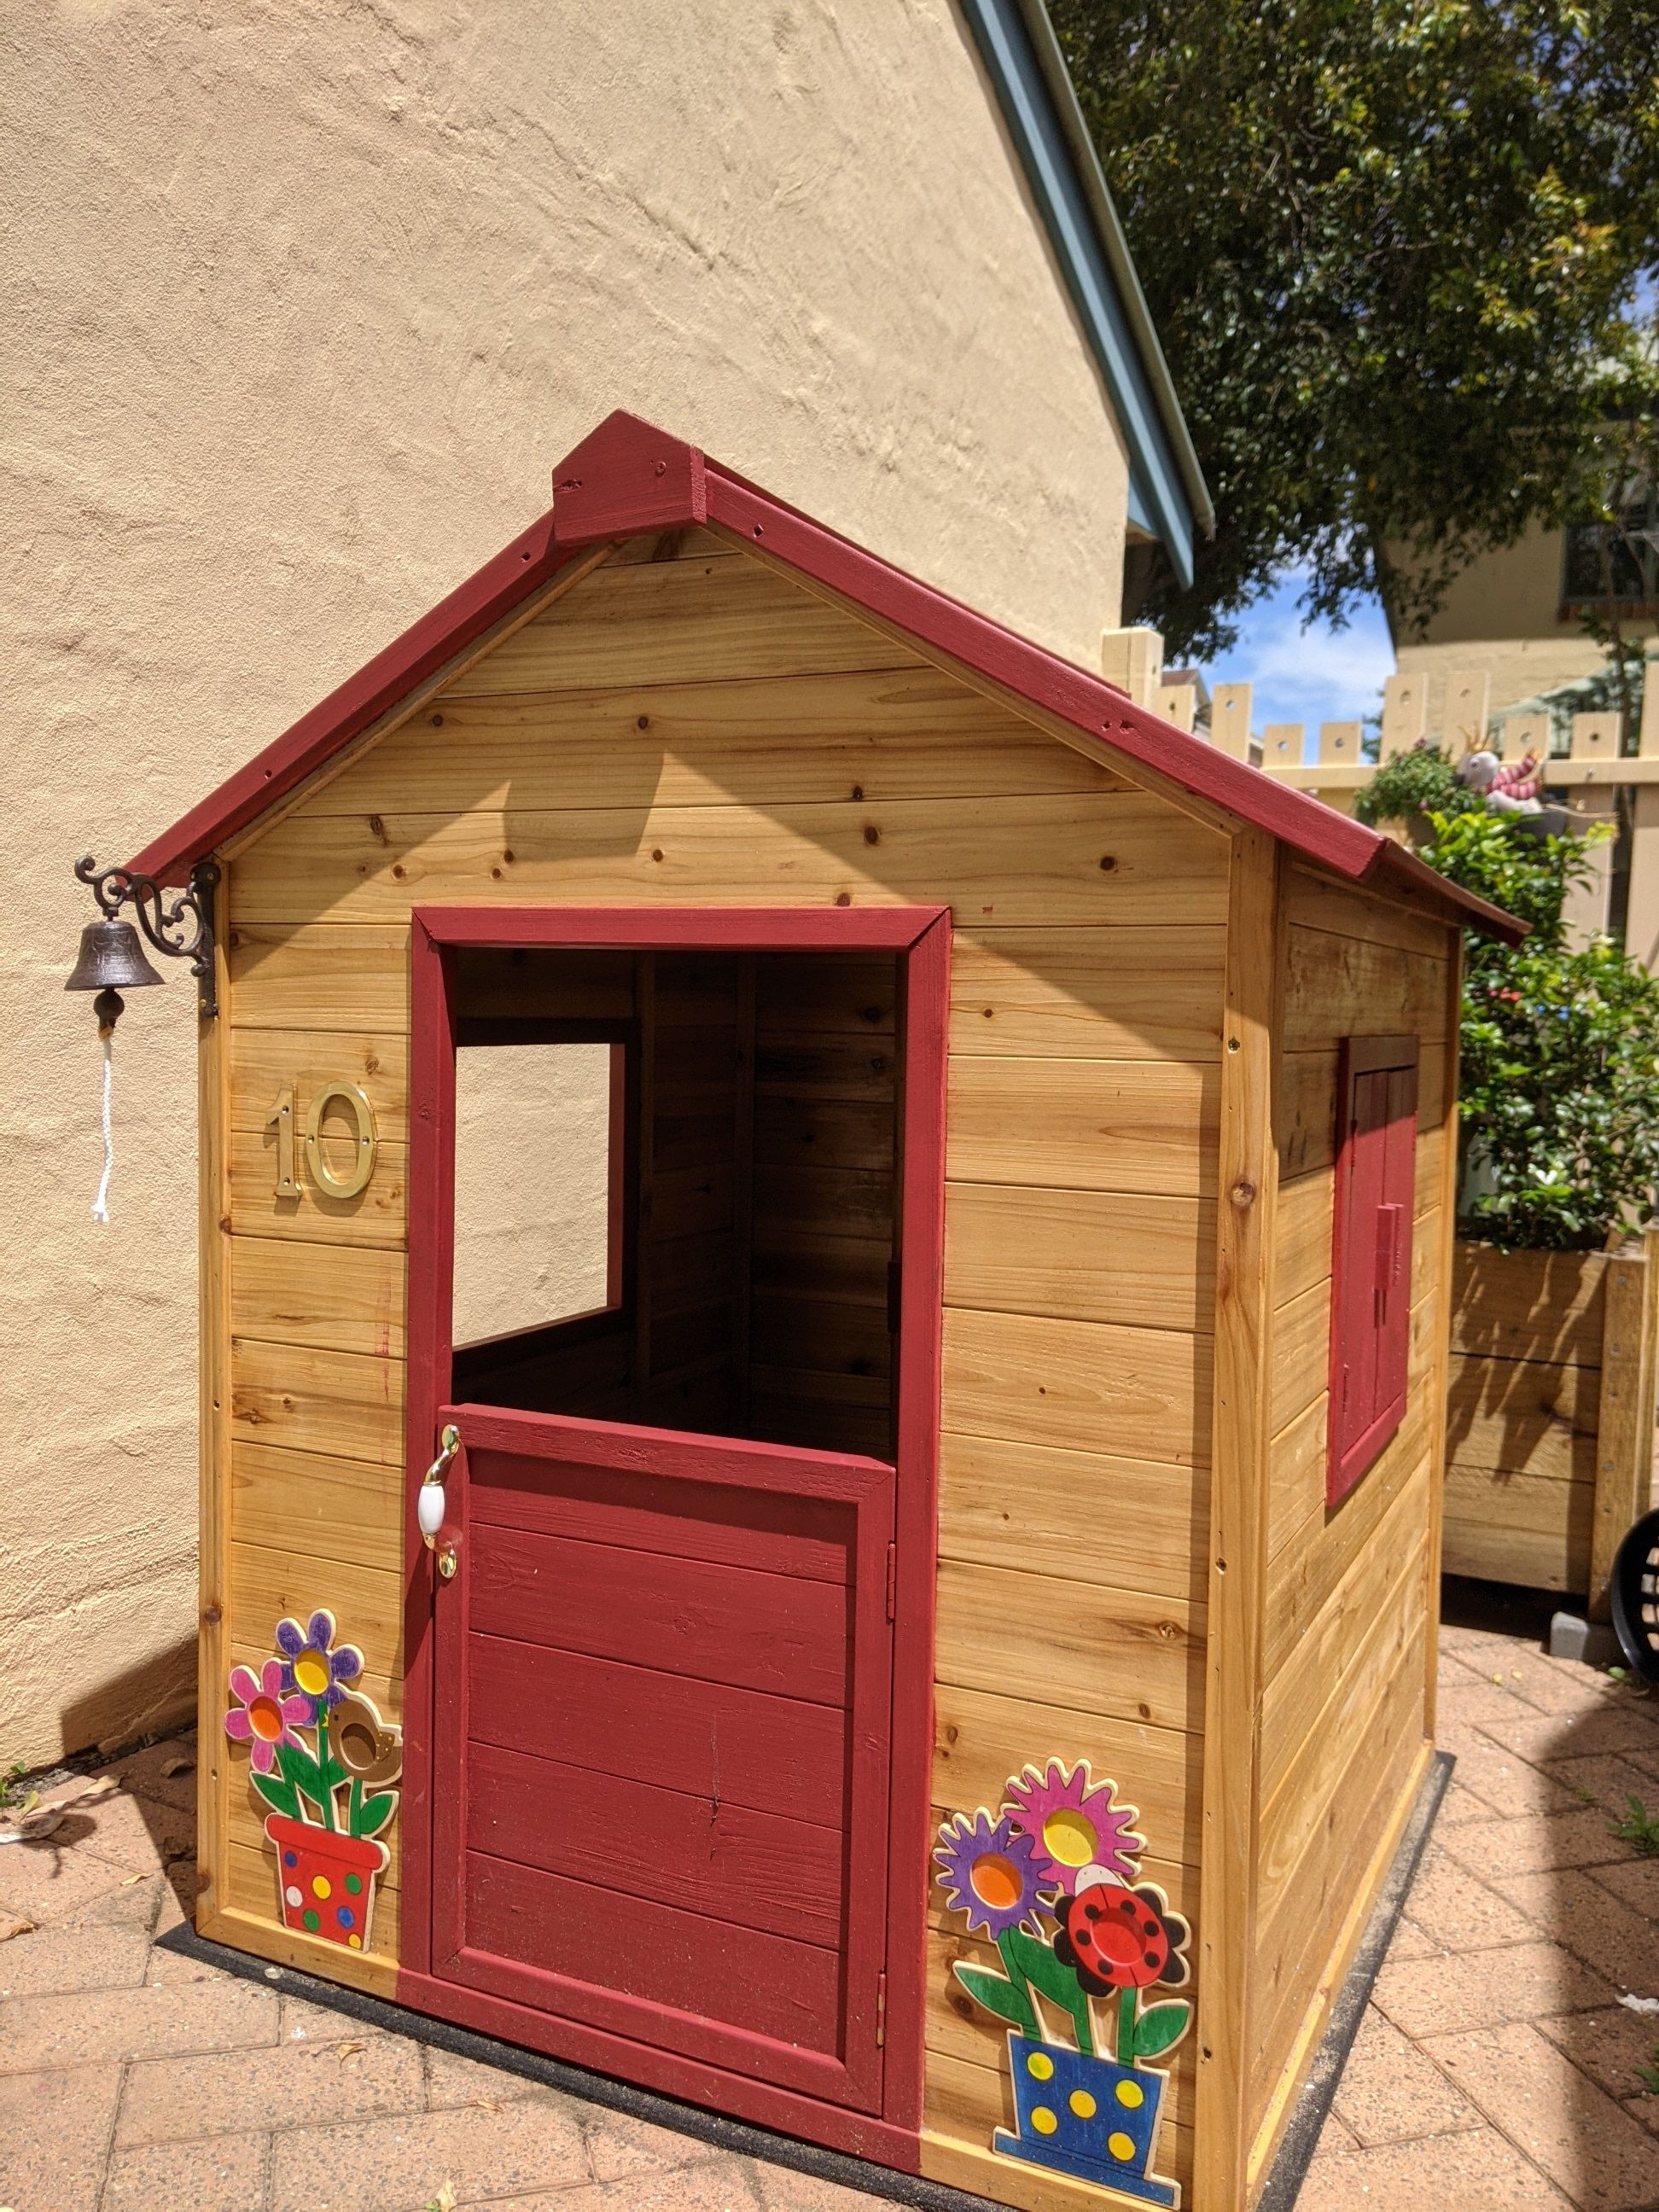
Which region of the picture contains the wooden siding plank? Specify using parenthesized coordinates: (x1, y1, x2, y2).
(231, 794, 1232, 929)
(947, 1058, 1218, 1199)
(938, 1431, 1208, 1606)
(1265, 1442, 1434, 1685)
(944, 1185, 1214, 1332)
(228, 923, 410, 1031)
(1283, 864, 1456, 962)
(1269, 1278, 1330, 1439)
(229, 1029, 408, 1142)
(1249, 1642, 1428, 2126)
(1260, 1497, 1430, 1806)
(440, 550, 922, 696)
(948, 927, 1225, 1062)
(1266, 1388, 1430, 1576)
(230, 1441, 401, 1573)
(227, 1541, 403, 1697)
(931, 1680, 1203, 1869)
(934, 1558, 1205, 1735)
(753, 1097, 895, 1173)
(754, 953, 896, 1036)
(942, 1307, 1209, 1468)
(228, 1132, 407, 1249)
(1281, 926, 1448, 1053)
(316, 671, 1128, 818)
(604, 527, 743, 565)
(229, 1338, 404, 1465)
(230, 1237, 406, 1359)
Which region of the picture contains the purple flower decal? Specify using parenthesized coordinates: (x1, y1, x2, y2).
(276, 1609, 363, 1716)
(933, 1808, 1045, 1939)
(224, 1660, 311, 1773)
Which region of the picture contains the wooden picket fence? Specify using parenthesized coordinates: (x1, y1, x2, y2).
(1097, 629, 1659, 968)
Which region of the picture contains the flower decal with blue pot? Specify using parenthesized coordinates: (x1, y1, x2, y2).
(934, 1760, 1192, 2208)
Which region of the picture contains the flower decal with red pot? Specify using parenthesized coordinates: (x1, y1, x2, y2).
(224, 1610, 402, 1954)
(265, 1815, 388, 1951)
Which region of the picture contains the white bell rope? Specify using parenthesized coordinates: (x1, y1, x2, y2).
(91, 1028, 114, 1225)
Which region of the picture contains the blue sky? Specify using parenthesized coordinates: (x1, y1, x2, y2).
(1195, 570, 1395, 758)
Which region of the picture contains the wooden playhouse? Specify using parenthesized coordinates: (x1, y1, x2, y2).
(119, 413, 1518, 2210)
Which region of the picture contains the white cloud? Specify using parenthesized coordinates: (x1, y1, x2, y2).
(1197, 571, 1394, 760)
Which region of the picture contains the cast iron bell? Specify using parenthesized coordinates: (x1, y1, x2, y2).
(66, 919, 163, 1034)
(66, 918, 163, 995)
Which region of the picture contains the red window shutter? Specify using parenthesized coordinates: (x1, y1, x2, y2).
(1327, 1039, 1419, 1505)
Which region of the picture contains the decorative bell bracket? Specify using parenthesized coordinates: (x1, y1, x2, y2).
(67, 855, 220, 1022)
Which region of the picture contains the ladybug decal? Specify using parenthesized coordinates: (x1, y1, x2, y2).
(1052, 1880, 1190, 1996)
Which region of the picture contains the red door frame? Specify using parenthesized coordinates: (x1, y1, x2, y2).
(399, 904, 948, 2167)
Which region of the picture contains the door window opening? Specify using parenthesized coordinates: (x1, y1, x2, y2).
(446, 945, 901, 1460)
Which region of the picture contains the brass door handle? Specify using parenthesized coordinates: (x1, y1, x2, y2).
(417, 1423, 460, 1551)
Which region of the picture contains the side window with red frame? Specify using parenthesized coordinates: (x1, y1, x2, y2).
(1327, 1034, 1419, 1505)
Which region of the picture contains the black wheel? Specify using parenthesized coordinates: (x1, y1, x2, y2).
(1609, 1506, 1659, 1685)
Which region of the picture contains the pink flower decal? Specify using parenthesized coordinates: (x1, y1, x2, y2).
(224, 1659, 311, 1773)
(1004, 1759, 1142, 1893)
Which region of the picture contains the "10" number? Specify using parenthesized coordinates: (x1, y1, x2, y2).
(266, 1081, 379, 1201)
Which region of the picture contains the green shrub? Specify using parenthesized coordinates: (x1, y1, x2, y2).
(1353, 745, 1476, 830)
(1417, 809, 1659, 1249)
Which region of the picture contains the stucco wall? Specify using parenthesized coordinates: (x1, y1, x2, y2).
(1, 1, 1132, 1764)
(1394, 519, 1656, 713)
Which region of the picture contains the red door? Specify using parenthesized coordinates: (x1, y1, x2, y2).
(401, 907, 948, 2139)
(430, 1409, 895, 2107)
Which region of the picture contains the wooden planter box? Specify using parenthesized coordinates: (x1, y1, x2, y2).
(1444, 1232, 1659, 1607)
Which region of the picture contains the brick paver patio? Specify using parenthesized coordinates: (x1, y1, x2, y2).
(2, 1602, 1656, 2212)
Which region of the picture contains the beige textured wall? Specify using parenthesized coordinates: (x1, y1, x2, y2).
(1395, 520, 1656, 713)
(452, 1044, 613, 1348)
(1, 1, 1133, 1763)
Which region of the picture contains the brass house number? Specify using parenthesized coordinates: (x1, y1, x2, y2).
(266, 1081, 379, 1200)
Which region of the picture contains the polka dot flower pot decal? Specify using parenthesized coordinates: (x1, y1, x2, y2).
(224, 1610, 401, 1953)
(934, 1760, 1191, 2207)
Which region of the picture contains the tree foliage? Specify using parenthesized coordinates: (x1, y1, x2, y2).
(1416, 810, 1659, 1248)
(1051, 1, 1659, 659)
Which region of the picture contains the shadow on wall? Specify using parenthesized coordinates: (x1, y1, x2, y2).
(55, 1631, 196, 1766)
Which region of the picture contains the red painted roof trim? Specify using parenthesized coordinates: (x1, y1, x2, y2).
(127, 409, 1524, 944)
